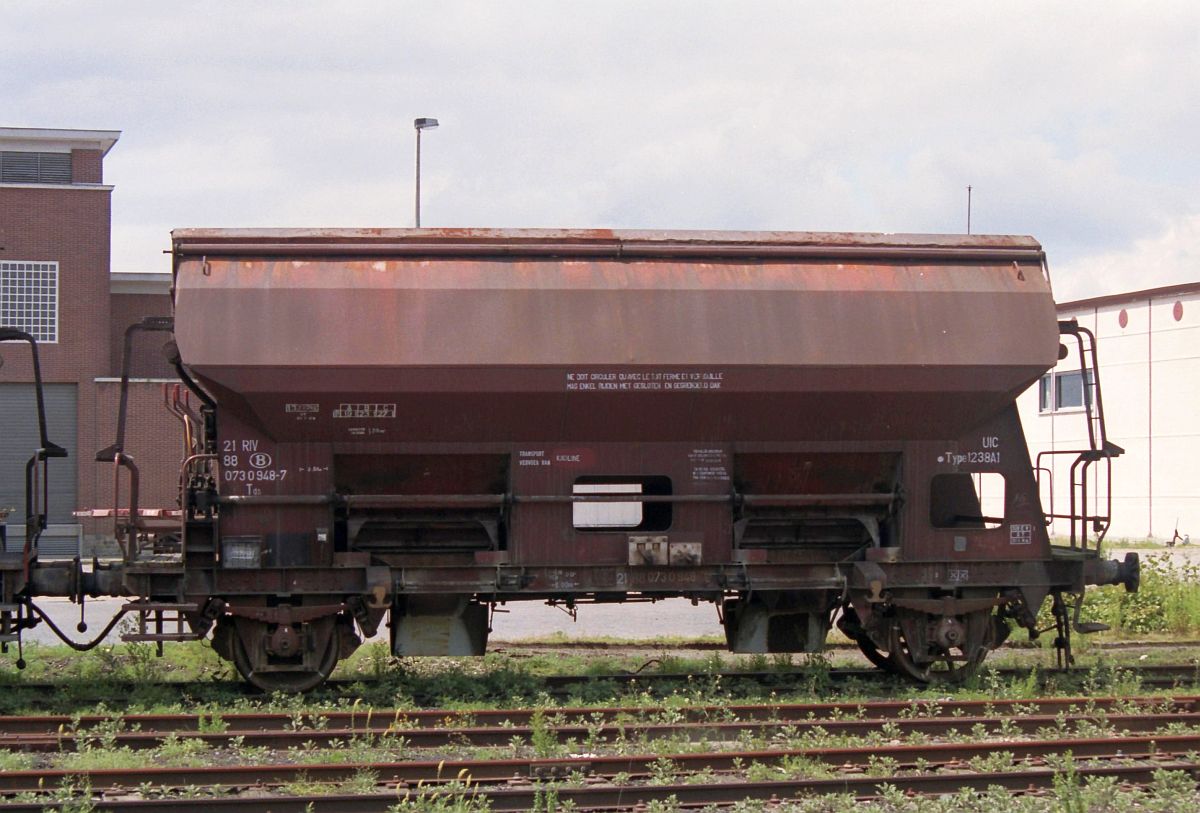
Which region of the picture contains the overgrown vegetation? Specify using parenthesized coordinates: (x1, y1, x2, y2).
(707, 771, 1200, 812)
(0, 630, 1197, 719)
(4, 671, 1199, 810)
(1083, 553, 1200, 635)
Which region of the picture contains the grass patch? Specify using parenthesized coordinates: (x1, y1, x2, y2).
(1079, 553, 1200, 635)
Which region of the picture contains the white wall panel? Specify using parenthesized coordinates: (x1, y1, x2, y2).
(1016, 287, 1199, 541)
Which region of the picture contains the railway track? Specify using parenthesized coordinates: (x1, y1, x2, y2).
(1, 661, 1197, 709)
(5, 693, 1191, 736)
(2, 739, 1196, 810)
(536, 662, 1200, 691)
(5, 710, 1197, 752)
(2, 693, 1197, 810)
(4, 737, 1198, 795)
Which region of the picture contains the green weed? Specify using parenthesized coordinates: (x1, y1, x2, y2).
(1077, 554, 1200, 635)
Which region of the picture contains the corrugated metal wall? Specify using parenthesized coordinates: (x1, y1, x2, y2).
(0, 383, 78, 556)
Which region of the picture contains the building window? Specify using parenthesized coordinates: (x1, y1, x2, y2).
(1, 261, 59, 342)
(1038, 375, 1052, 412)
(1037, 369, 1094, 413)
(0, 151, 72, 184)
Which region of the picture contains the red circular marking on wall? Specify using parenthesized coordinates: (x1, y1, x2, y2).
(1174, 301, 1184, 322)
(1118, 309, 1128, 328)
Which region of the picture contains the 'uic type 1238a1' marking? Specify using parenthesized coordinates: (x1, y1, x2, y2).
(942, 450, 1001, 465)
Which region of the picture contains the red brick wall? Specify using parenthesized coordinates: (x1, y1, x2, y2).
(1, 182, 113, 533)
(0, 185, 112, 384)
(85, 382, 188, 536)
(2, 148, 184, 547)
(71, 148, 103, 184)
(110, 293, 176, 377)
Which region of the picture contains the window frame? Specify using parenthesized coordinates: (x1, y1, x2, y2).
(571, 475, 673, 532)
(1036, 368, 1094, 414)
(930, 471, 1006, 530)
(0, 260, 60, 343)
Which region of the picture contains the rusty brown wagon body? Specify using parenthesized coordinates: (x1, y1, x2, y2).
(2, 229, 1137, 689)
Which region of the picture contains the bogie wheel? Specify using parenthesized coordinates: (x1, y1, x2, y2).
(888, 608, 994, 685)
(231, 617, 340, 693)
(856, 637, 900, 673)
(837, 606, 899, 674)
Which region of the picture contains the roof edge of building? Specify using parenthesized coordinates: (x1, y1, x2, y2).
(0, 127, 121, 156)
(111, 272, 172, 295)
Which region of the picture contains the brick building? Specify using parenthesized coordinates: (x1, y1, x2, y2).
(0, 127, 179, 554)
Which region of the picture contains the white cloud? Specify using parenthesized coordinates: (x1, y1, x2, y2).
(1054, 213, 1200, 302)
(4, 1, 1198, 292)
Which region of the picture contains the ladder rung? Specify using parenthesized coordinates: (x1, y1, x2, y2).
(121, 633, 202, 642)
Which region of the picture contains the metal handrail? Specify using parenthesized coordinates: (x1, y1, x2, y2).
(218, 491, 897, 508)
(180, 453, 219, 557)
(1032, 321, 1124, 551)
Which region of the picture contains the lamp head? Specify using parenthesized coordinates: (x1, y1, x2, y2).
(414, 117, 439, 130)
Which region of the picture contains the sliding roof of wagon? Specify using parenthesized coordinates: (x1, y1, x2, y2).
(171, 228, 1043, 262)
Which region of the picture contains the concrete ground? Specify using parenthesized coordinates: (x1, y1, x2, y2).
(19, 595, 725, 648)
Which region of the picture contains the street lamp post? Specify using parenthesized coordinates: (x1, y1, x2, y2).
(414, 117, 439, 227)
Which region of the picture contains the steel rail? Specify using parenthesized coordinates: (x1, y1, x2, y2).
(1, 662, 1197, 707)
(2, 711, 1195, 752)
(536, 662, 1200, 691)
(3, 759, 1195, 811)
(2, 694, 1193, 737)
(2, 732, 1197, 795)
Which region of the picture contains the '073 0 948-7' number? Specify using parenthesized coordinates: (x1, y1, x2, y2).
(224, 469, 288, 482)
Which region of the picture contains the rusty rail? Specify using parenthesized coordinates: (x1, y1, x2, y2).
(3, 711, 1195, 752)
(1, 732, 1197, 795)
(4, 693, 1191, 737)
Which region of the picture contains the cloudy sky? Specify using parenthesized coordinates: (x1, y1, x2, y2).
(4, 2, 1197, 300)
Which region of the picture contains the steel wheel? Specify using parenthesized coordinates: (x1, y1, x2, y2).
(855, 636, 900, 673)
(838, 606, 899, 673)
(888, 610, 992, 685)
(231, 618, 339, 693)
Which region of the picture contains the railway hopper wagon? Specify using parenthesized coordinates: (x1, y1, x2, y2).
(1, 229, 1138, 690)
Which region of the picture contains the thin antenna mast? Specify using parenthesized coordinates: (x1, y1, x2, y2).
(966, 185, 973, 234)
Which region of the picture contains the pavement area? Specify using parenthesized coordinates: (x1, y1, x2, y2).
(19, 595, 725, 648)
